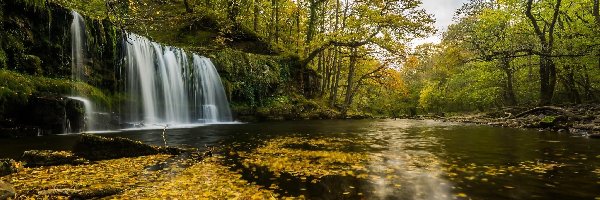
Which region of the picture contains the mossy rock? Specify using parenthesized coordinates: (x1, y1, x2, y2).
(21, 150, 89, 167)
(0, 181, 16, 199)
(19, 54, 42, 75)
(37, 187, 122, 199)
(0, 159, 20, 176)
(538, 115, 568, 128)
(0, 48, 7, 69)
(73, 134, 192, 161)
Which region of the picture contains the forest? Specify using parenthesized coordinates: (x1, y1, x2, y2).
(1, 0, 599, 120)
(98, 0, 600, 117)
(125, 0, 600, 116)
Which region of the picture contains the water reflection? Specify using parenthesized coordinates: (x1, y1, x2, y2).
(365, 120, 451, 200)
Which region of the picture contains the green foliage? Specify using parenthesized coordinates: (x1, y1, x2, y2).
(0, 48, 7, 69)
(20, 54, 43, 75)
(212, 48, 290, 108)
(53, 0, 106, 19)
(0, 69, 110, 111)
(541, 115, 557, 124)
(0, 69, 35, 108)
(15, 0, 46, 11)
(400, 0, 600, 114)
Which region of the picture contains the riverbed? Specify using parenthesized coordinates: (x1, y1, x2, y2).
(1, 119, 599, 199)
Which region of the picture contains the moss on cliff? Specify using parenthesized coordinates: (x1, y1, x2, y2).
(0, 69, 110, 112)
(211, 48, 336, 120)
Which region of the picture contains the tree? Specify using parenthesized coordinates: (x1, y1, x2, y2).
(525, 0, 562, 105)
(184, 0, 193, 13)
(444, 1, 534, 106)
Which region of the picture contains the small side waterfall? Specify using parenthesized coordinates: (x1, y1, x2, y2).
(124, 33, 232, 125)
(67, 96, 95, 131)
(71, 11, 86, 82)
(70, 11, 97, 132)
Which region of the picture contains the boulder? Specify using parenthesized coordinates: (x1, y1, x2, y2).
(0, 181, 16, 199)
(73, 134, 191, 161)
(589, 134, 600, 139)
(0, 159, 19, 176)
(14, 96, 86, 135)
(36, 187, 122, 199)
(64, 98, 86, 133)
(21, 150, 88, 167)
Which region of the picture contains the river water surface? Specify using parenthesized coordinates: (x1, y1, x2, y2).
(1, 119, 599, 199)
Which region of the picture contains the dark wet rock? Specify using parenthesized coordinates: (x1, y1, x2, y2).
(36, 187, 122, 199)
(21, 150, 88, 167)
(91, 112, 121, 130)
(589, 134, 600, 139)
(441, 105, 600, 135)
(0, 181, 16, 199)
(73, 134, 194, 161)
(0, 159, 19, 176)
(7, 96, 86, 136)
(18, 96, 69, 135)
(0, 127, 41, 138)
(65, 98, 86, 133)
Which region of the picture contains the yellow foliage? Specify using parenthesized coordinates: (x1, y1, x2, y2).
(2, 155, 171, 198)
(240, 137, 372, 179)
(118, 156, 279, 199)
(1, 154, 282, 199)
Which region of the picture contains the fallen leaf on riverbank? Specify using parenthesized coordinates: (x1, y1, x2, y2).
(240, 137, 372, 179)
(117, 156, 280, 199)
(1, 154, 171, 198)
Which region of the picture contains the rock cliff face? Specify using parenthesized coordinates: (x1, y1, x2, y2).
(1, 96, 86, 136)
(0, 1, 122, 136)
(0, 1, 123, 89)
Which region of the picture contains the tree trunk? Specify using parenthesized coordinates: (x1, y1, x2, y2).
(581, 67, 596, 101)
(594, 0, 599, 26)
(307, 0, 318, 43)
(227, 0, 239, 23)
(274, 0, 279, 43)
(526, 0, 561, 105)
(253, 0, 259, 31)
(317, 50, 324, 95)
(269, 0, 276, 42)
(539, 55, 556, 105)
(501, 58, 517, 106)
(183, 0, 193, 12)
(343, 48, 357, 115)
(296, 4, 301, 54)
(330, 48, 340, 107)
(322, 49, 333, 96)
(562, 65, 581, 103)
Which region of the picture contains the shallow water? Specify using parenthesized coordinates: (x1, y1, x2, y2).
(1, 119, 599, 199)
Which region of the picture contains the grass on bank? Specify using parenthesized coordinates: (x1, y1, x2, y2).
(0, 69, 110, 109)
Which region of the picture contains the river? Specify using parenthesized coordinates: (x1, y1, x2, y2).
(1, 119, 599, 199)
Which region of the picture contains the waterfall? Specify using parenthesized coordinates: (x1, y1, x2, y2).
(70, 11, 96, 132)
(193, 55, 232, 123)
(124, 33, 232, 126)
(70, 11, 86, 82)
(67, 96, 95, 131)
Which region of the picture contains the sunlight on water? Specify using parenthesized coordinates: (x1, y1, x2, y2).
(367, 120, 451, 200)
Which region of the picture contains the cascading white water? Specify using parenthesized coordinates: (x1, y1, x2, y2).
(70, 11, 96, 132)
(193, 55, 233, 123)
(71, 11, 86, 82)
(124, 33, 232, 126)
(68, 96, 95, 131)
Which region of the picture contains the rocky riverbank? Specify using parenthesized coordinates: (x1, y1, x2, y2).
(433, 104, 600, 137)
(0, 134, 280, 199)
